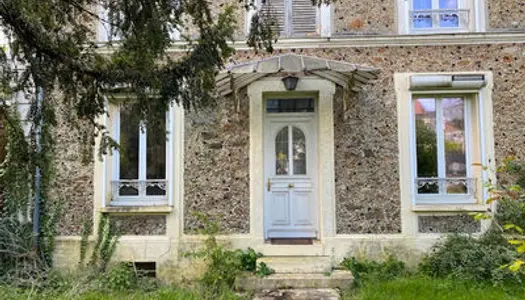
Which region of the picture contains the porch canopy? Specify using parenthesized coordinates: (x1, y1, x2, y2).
(215, 53, 380, 97)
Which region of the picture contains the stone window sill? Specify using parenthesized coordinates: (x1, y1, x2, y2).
(100, 206, 173, 215)
(412, 204, 489, 212)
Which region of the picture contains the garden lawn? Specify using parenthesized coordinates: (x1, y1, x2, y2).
(343, 276, 525, 300)
(0, 286, 243, 300)
(1, 277, 525, 300)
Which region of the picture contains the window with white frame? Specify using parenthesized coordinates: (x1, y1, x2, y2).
(412, 92, 484, 204)
(111, 105, 173, 206)
(409, 0, 470, 32)
(252, 0, 331, 37)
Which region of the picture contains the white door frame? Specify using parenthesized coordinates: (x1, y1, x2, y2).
(247, 77, 336, 241)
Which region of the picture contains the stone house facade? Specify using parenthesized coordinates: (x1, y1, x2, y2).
(43, 0, 525, 280)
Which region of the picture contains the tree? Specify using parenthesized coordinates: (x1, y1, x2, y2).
(0, 0, 336, 272)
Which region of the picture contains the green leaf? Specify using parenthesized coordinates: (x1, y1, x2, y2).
(504, 224, 524, 233)
(473, 213, 489, 221)
(509, 185, 523, 192)
(508, 260, 524, 272)
(508, 240, 523, 245)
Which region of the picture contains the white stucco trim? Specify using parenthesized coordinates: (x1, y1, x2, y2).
(248, 77, 336, 240)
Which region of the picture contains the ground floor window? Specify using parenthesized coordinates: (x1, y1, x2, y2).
(111, 105, 173, 206)
(414, 96, 473, 195)
(395, 72, 492, 207)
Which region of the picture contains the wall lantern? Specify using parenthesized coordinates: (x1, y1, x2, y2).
(282, 75, 299, 91)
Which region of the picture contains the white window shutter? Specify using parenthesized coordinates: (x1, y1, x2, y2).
(291, 0, 317, 36)
(261, 0, 286, 36)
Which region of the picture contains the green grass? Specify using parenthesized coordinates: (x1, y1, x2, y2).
(343, 276, 525, 300)
(2, 276, 524, 300)
(0, 286, 243, 300)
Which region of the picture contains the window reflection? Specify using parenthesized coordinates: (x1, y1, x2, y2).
(275, 126, 289, 175)
(292, 127, 307, 175)
(267, 98, 314, 113)
(415, 98, 438, 194)
(443, 98, 467, 194)
(414, 96, 468, 196)
(119, 107, 140, 196)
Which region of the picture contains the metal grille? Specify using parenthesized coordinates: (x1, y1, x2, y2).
(112, 179, 168, 201)
(410, 9, 470, 30)
(416, 177, 477, 196)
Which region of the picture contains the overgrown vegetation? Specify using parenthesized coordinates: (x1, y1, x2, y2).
(340, 253, 525, 299)
(474, 157, 525, 271)
(420, 232, 525, 285)
(341, 276, 525, 300)
(339, 158, 525, 297)
(184, 213, 273, 297)
(0, 106, 59, 285)
(341, 254, 408, 287)
(0, 0, 333, 288)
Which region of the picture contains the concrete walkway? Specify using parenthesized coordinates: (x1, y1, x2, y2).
(253, 288, 340, 300)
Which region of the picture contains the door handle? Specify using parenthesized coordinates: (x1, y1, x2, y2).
(288, 183, 295, 188)
(267, 178, 271, 192)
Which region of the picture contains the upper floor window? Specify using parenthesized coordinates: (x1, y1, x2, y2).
(410, 0, 469, 31)
(250, 0, 332, 38)
(398, 0, 486, 34)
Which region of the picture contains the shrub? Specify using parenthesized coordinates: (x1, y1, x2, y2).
(101, 263, 138, 291)
(495, 199, 525, 233)
(239, 248, 262, 272)
(340, 254, 408, 287)
(419, 232, 525, 285)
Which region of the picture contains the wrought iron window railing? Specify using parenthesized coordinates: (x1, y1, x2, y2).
(111, 179, 168, 203)
(416, 177, 477, 196)
(410, 9, 470, 31)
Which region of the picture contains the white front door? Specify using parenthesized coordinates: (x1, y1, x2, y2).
(264, 97, 318, 239)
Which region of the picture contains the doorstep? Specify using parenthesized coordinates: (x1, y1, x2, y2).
(235, 271, 353, 291)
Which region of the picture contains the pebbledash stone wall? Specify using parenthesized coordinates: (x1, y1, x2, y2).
(488, 0, 525, 31)
(110, 215, 167, 235)
(206, 0, 525, 37)
(51, 101, 95, 236)
(183, 95, 250, 234)
(333, 0, 396, 35)
(51, 43, 525, 236)
(333, 86, 401, 234)
(418, 215, 481, 233)
(244, 43, 524, 234)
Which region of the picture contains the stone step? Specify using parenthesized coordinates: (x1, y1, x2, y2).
(258, 244, 324, 257)
(253, 288, 340, 300)
(258, 256, 332, 274)
(236, 271, 353, 291)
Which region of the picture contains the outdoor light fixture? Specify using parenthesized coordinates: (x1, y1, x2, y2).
(282, 75, 299, 91)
